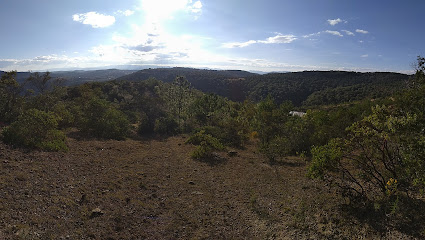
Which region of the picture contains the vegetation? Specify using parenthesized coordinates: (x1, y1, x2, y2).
(2, 108, 68, 151)
(309, 57, 425, 205)
(186, 130, 225, 159)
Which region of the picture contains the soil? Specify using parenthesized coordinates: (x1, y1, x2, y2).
(0, 134, 423, 239)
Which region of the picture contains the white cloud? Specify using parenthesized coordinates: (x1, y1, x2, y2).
(342, 30, 355, 36)
(189, 1, 202, 13)
(259, 34, 297, 44)
(72, 12, 115, 28)
(222, 40, 257, 48)
(142, 0, 202, 22)
(223, 33, 297, 48)
(304, 30, 344, 38)
(116, 10, 135, 16)
(303, 31, 322, 38)
(356, 29, 369, 34)
(327, 18, 345, 26)
(361, 54, 369, 58)
(324, 30, 343, 37)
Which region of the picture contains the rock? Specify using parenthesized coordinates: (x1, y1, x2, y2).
(211, 152, 227, 161)
(191, 191, 204, 195)
(189, 181, 195, 185)
(227, 150, 238, 157)
(90, 208, 104, 218)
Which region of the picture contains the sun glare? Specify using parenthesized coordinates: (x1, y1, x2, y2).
(141, 0, 192, 21)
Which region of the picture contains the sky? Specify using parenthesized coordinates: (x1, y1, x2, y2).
(0, 0, 423, 73)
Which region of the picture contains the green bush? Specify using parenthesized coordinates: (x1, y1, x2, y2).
(186, 130, 225, 159)
(154, 116, 178, 135)
(79, 98, 130, 140)
(51, 102, 75, 128)
(137, 112, 154, 135)
(259, 136, 291, 163)
(308, 105, 425, 201)
(2, 109, 68, 151)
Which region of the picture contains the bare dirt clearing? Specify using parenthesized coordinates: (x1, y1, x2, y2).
(0, 136, 420, 239)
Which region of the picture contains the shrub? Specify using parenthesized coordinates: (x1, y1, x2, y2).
(51, 102, 75, 128)
(2, 109, 68, 151)
(186, 130, 225, 159)
(308, 105, 425, 201)
(137, 112, 154, 135)
(154, 115, 178, 135)
(259, 136, 291, 163)
(79, 98, 130, 140)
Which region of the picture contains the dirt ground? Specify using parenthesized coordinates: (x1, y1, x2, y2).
(0, 134, 423, 239)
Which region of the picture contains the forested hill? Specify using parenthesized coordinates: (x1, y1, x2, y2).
(245, 71, 410, 106)
(116, 67, 258, 101)
(2, 68, 410, 106)
(117, 68, 409, 106)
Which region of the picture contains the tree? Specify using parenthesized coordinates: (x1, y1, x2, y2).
(26, 72, 67, 112)
(167, 76, 193, 131)
(409, 56, 425, 87)
(0, 71, 27, 123)
(253, 96, 299, 162)
(191, 93, 227, 126)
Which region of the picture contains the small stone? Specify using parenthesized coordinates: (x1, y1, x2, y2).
(228, 150, 238, 157)
(90, 208, 104, 218)
(189, 181, 195, 185)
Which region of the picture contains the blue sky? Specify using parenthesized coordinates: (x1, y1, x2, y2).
(0, 0, 423, 73)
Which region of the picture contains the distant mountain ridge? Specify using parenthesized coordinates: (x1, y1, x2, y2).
(245, 71, 410, 106)
(116, 67, 258, 101)
(117, 68, 410, 106)
(1, 68, 411, 106)
(0, 69, 137, 86)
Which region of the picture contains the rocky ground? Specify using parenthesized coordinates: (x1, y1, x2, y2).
(0, 134, 423, 239)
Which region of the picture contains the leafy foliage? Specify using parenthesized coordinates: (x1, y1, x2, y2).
(0, 71, 27, 123)
(2, 109, 68, 151)
(79, 97, 130, 140)
(153, 115, 179, 135)
(309, 58, 425, 202)
(309, 105, 424, 201)
(186, 130, 225, 159)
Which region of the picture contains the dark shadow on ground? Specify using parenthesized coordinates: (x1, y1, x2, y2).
(269, 158, 307, 167)
(194, 152, 228, 166)
(341, 195, 425, 239)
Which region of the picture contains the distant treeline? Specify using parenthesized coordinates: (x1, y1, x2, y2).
(116, 68, 410, 106)
(1, 68, 410, 107)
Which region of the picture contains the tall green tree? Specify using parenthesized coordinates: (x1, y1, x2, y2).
(0, 71, 27, 123)
(164, 76, 194, 131)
